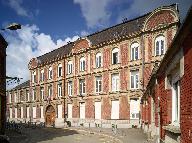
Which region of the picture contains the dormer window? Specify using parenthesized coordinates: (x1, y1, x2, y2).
(112, 48, 119, 64)
(155, 35, 165, 56)
(131, 42, 139, 61)
(80, 57, 85, 71)
(58, 64, 62, 77)
(68, 61, 73, 74)
(96, 52, 102, 68)
(48, 67, 53, 79)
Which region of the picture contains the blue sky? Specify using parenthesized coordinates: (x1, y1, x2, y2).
(1, 0, 191, 88)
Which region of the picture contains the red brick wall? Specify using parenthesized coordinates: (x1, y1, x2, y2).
(103, 48, 110, 69)
(180, 32, 192, 143)
(119, 95, 129, 119)
(85, 98, 94, 118)
(102, 97, 111, 119)
(120, 69, 128, 91)
(103, 72, 109, 93)
(72, 100, 79, 118)
(120, 43, 128, 66)
(146, 10, 175, 30)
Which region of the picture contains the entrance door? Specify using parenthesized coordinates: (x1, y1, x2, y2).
(45, 105, 55, 126)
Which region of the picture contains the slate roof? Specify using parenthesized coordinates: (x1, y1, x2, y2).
(35, 4, 177, 65)
(12, 80, 30, 90)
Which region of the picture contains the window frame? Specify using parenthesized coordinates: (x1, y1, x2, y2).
(111, 73, 120, 92)
(95, 76, 102, 93)
(112, 48, 119, 65)
(80, 57, 85, 72)
(95, 52, 102, 68)
(68, 81, 73, 96)
(40, 87, 44, 100)
(58, 63, 62, 77)
(57, 83, 62, 97)
(48, 85, 53, 98)
(155, 35, 165, 56)
(130, 42, 139, 61)
(48, 66, 53, 79)
(130, 70, 139, 89)
(79, 79, 85, 95)
(67, 61, 73, 74)
(32, 71, 36, 83)
(40, 69, 44, 81)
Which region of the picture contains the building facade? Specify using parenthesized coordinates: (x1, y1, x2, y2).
(141, 7, 192, 143)
(0, 34, 8, 134)
(7, 5, 179, 128)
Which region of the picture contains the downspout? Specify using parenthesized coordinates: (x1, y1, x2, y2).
(64, 57, 66, 123)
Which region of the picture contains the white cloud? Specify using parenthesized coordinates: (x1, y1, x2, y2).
(6, 24, 79, 89)
(116, 0, 192, 23)
(73, 0, 113, 28)
(7, 0, 30, 17)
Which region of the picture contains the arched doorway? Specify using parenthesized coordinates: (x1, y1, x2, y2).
(45, 105, 55, 126)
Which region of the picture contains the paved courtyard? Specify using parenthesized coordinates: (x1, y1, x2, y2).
(6, 127, 155, 143)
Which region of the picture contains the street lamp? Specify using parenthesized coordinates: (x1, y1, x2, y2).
(0, 23, 21, 136)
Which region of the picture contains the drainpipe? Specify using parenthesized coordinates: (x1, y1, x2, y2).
(64, 57, 66, 123)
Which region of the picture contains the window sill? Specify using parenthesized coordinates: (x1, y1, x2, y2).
(163, 124, 181, 134)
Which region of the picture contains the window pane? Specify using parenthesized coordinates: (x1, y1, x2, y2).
(135, 47, 138, 60)
(135, 75, 139, 88)
(132, 48, 134, 60)
(131, 76, 134, 88)
(113, 53, 118, 64)
(156, 41, 159, 56)
(161, 40, 164, 55)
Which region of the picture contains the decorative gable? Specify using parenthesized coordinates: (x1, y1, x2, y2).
(72, 38, 91, 54)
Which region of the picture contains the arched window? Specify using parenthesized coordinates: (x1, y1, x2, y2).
(112, 48, 119, 64)
(67, 61, 73, 74)
(32, 71, 36, 83)
(96, 52, 102, 68)
(48, 66, 53, 79)
(57, 63, 62, 77)
(130, 42, 139, 61)
(80, 57, 85, 71)
(155, 35, 165, 56)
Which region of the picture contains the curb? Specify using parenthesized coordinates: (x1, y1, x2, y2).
(65, 128, 123, 143)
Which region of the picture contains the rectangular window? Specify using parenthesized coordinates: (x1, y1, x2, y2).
(113, 52, 118, 64)
(161, 40, 164, 55)
(68, 81, 73, 96)
(15, 108, 17, 118)
(9, 108, 12, 118)
(156, 41, 159, 56)
(32, 89, 36, 101)
(68, 61, 73, 74)
(27, 107, 30, 118)
(172, 81, 180, 125)
(57, 104, 62, 118)
(32, 71, 36, 83)
(79, 79, 85, 95)
(40, 69, 44, 81)
(80, 58, 85, 71)
(48, 85, 52, 98)
(96, 54, 102, 68)
(111, 100, 119, 119)
(130, 99, 140, 119)
(58, 64, 62, 77)
(48, 67, 53, 79)
(40, 106, 44, 118)
(14, 92, 17, 103)
(130, 70, 139, 89)
(40, 87, 44, 100)
(58, 83, 62, 97)
(26, 90, 30, 102)
(112, 74, 120, 91)
(95, 76, 102, 93)
(32, 107, 36, 118)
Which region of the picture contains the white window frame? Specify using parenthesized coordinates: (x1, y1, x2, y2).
(79, 79, 85, 95)
(68, 81, 73, 96)
(155, 35, 165, 56)
(172, 80, 180, 126)
(130, 99, 140, 119)
(111, 73, 120, 92)
(67, 61, 73, 74)
(32, 71, 36, 83)
(80, 57, 85, 71)
(40, 87, 44, 100)
(58, 83, 62, 97)
(40, 69, 44, 81)
(96, 52, 102, 68)
(48, 85, 52, 98)
(48, 66, 53, 79)
(95, 76, 102, 93)
(32, 89, 36, 101)
(40, 106, 44, 118)
(130, 70, 139, 89)
(58, 63, 62, 77)
(112, 48, 119, 64)
(131, 42, 139, 61)
(14, 92, 17, 103)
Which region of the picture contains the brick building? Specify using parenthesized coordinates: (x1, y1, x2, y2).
(141, 6, 192, 143)
(7, 4, 179, 128)
(0, 34, 8, 134)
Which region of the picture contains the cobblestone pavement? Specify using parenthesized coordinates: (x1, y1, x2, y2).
(6, 127, 120, 143)
(6, 127, 156, 143)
